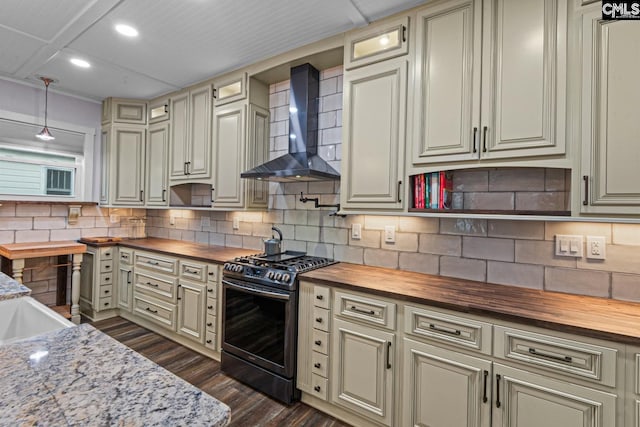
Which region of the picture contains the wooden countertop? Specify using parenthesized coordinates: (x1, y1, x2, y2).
(301, 263, 640, 345)
(116, 238, 256, 264)
(0, 241, 87, 259)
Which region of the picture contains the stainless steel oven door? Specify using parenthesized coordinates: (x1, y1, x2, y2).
(222, 277, 297, 378)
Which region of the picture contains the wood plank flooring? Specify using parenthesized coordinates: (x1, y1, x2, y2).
(91, 317, 350, 427)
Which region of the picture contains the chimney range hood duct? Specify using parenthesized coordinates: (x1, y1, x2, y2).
(241, 63, 340, 182)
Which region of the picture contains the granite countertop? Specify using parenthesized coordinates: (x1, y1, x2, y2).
(0, 323, 230, 426)
(301, 262, 640, 345)
(0, 272, 30, 300)
(80, 237, 256, 264)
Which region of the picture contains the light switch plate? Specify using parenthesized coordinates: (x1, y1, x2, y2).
(555, 235, 583, 257)
(351, 223, 362, 240)
(201, 216, 211, 228)
(232, 217, 240, 230)
(384, 225, 396, 243)
(586, 236, 606, 260)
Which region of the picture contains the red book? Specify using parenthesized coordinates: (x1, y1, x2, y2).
(440, 171, 453, 209)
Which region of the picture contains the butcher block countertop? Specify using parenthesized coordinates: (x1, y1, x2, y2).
(301, 263, 640, 345)
(0, 241, 86, 259)
(79, 237, 255, 264)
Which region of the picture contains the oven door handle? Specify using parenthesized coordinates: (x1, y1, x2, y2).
(222, 279, 291, 301)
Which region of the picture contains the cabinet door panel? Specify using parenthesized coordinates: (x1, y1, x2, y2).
(113, 127, 145, 205)
(493, 364, 616, 427)
(100, 128, 110, 204)
(342, 58, 406, 209)
(177, 280, 205, 343)
(118, 266, 132, 312)
(584, 17, 640, 208)
(245, 104, 269, 208)
(482, 0, 566, 157)
(331, 318, 394, 426)
(403, 338, 491, 427)
(170, 92, 189, 179)
(188, 85, 212, 178)
(146, 123, 169, 206)
(212, 103, 245, 208)
(413, 0, 481, 163)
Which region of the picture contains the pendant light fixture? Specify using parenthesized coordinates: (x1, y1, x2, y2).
(36, 77, 55, 141)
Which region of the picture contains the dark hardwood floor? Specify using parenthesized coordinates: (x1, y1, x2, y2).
(91, 317, 350, 427)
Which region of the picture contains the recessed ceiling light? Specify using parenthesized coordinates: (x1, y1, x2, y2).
(70, 58, 91, 68)
(115, 24, 139, 37)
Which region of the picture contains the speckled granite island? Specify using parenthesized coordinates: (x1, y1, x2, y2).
(0, 272, 30, 300)
(0, 323, 230, 426)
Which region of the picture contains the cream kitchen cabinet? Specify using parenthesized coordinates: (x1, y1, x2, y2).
(176, 279, 206, 344)
(579, 8, 640, 215)
(411, 0, 567, 166)
(148, 97, 170, 124)
(625, 346, 640, 427)
(344, 16, 409, 70)
(213, 72, 247, 106)
(101, 124, 146, 206)
(492, 363, 616, 427)
(117, 247, 133, 312)
(145, 122, 169, 206)
(341, 56, 407, 210)
(403, 338, 492, 427)
(211, 77, 269, 209)
(170, 83, 212, 181)
(102, 98, 147, 126)
(331, 291, 397, 426)
(79, 245, 117, 321)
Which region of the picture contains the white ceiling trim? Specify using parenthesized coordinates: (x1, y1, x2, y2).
(345, 0, 370, 27)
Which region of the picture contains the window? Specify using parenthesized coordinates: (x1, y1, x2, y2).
(46, 168, 74, 195)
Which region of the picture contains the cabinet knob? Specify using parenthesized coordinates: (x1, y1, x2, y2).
(206, 339, 212, 344)
(207, 322, 213, 327)
(207, 305, 214, 310)
(315, 317, 323, 323)
(314, 363, 321, 369)
(316, 295, 323, 300)
(314, 340, 322, 346)
(314, 385, 321, 392)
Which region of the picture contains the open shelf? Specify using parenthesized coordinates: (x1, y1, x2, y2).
(408, 208, 571, 216)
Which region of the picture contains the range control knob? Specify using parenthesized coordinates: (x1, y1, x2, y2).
(266, 271, 274, 280)
(282, 273, 291, 282)
(223, 263, 230, 271)
(234, 265, 243, 273)
(275, 272, 282, 281)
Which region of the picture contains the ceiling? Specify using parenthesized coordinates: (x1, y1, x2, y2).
(0, 0, 426, 102)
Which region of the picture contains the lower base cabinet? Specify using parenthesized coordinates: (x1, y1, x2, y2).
(493, 363, 617, 427)
(176, 279, 206, 343)
(402, 338, 491, 427)
(331, 318, 395, 427)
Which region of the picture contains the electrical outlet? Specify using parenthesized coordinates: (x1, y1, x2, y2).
(232, 217, 240, 230)
(384, 225, 396, 243)
(555, 235, 583, 257)
(586, 236, 606, 260)
(201, 216, 211, 228)
(109, 214, 119, 224)
(351, 223, 362, 240)
(169, 216, 175, 226)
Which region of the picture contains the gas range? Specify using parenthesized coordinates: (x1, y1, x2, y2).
(222, 251, 336, 290)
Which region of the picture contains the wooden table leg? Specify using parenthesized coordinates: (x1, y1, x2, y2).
(12, 259, 25, 283)
(71, 253, 83, 324)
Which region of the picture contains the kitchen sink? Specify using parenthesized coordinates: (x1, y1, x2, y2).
(0, 297, 74, 345)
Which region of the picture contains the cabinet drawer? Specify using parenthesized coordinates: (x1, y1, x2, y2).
(312, 329, 329, 355)
(206, 284, 217, 299)
(313, 286, 331, 309)
(313, 306, 330, 332)
(207, 264, 218, 283)
(133, 295, 176, 330)
(100, 248, 114, 260)
(405, 305, 492, 355)
(100, 260, 114, 273)
(206, 298, 217, 316)
(180, 260, 207, 282)
(134, 271, 178, 303)
(98, 296, 114, 310)
(99, 285, 114, 298)
(334, 290, 396, 330)
(312, 351, 329, 378)
(100, 272, 113, 286)
(205, 313, 216, 332)
(119, 248, 133, 265)
(310, 374, 329, 401)
(135, 252, 177, 275)
(205, 331, 217, 350)
(494, 325, 618, 387)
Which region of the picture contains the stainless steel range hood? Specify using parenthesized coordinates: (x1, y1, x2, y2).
(241, 63, 340, 182)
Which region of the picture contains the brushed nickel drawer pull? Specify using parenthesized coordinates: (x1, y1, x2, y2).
(428, 323, 462, 336)
(528, 347, 573, 363)
(350, 305, 375, 316)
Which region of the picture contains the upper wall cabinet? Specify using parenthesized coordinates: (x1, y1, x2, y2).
(211, 77, 269, 209)
(101, 124, 146, 206)
(148, 97, 170, 124)
(341, 57, 408, 210)
(102, 98, 147, 126)
(169, 83, 212, 182)
(146, 122, 170, 206)
(580, 8, 640, 214)
(345, 16, 409, 69)
(213, 72, 247, 106)
(411, 0, 567, 166)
